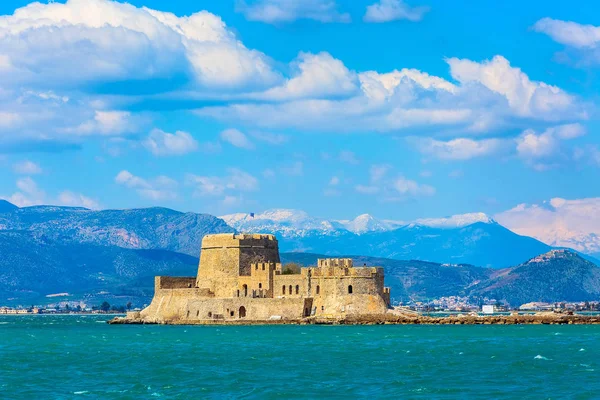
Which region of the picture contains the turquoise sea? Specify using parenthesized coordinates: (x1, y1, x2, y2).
(1, 315, 600, 399)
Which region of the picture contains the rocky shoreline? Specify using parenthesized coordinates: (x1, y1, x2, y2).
(108, 313, 600, 325)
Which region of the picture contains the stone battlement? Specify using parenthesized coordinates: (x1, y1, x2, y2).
(201, 233, 278, 249)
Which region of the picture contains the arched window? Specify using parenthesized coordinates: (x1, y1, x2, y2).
(348, 285, 353, 294)
(243, 284, 248, 297)
(239, 306, 246, 318)
(289, 285, 293, 295)
(282, 285, 286, 294)
(295, 285, 299, 294)
(259, 283, 262, 289)
(316, 285, 320, 295)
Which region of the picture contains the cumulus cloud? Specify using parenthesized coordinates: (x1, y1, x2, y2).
(143, 129, 199, 156)
(219, 129, 254, 149)
(495, 197, 600, 255)
(12, 160, 42, 174)
(364, 0, 430, 23)
(115, 170, 178, 200)
(447, 55, 577, 119)
(412, 137, 507, 160)
(185, 168, 259, 197)
(235, 0, 350, 24)
(201, 55, 585, 133)
(257, 52, 358, 100)
(515, 123, 586, 169)
(0, 0, 279, 89)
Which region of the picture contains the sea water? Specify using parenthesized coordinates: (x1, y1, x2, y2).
(1, 315, 600, 399)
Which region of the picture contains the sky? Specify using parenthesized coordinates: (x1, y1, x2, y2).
(0, 0, 600, 233)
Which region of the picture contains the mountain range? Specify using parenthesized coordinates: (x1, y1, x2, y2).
(221, 209, 550, 269)
(1, 200, 599, 307)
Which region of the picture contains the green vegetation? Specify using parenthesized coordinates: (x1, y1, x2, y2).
(281, 262, 302, 275)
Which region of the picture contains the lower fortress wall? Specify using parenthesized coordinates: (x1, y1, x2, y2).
(136, 286, 388, 323)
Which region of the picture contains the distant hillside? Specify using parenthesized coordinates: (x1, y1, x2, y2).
(471, 250, 600, 305)
(0, 230, 198, 306)
(0, 203, 234, 256)
(273, 222, 552, 269)
(0, 200, 18, 213)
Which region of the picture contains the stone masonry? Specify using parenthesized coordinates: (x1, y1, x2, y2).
(125, 233, 391, 324)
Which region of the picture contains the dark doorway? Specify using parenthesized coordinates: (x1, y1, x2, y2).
(239, 306, 247, 318)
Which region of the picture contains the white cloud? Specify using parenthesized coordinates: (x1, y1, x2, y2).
(515, 124, 586, 165)
(115, 170, 178, 200)
(9, 177, 46, 206)
(533, 18, 600, 49)
(495, 197, 600, 255)
(186, 168, 259, 197)
(57, 191, 99, 209)
(68, 111, 139, 136)
(143, 129, 199, 156)
(413, 137, 507, 160)
(235, 0, 351, 24)
(447, 55, 577, 119)
(329, 176, 340, 186)
(354, 164, 433, 199)
(13, 160, 42, 174)
(201, 55, 584, 133)
(257, 52, 358, 100)
(392, 176, 435, 196)
(220, 128, 254, 149)
(0, 0, 280, 89)
(364, 0, 429, 23)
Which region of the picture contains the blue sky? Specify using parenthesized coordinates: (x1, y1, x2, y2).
(0, 0, 599, 229)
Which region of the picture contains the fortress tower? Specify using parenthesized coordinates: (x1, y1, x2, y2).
(195, 233, 280, 297)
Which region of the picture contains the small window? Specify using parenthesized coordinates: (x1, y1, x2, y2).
(255, 265, 258, 270)
(348, 285, 353, 294)
(295, 285, 299, 295)
(289, 285, 292, 294)
(196, 310, 199, 317)
(208, 311, 212, 318)
(262, 264, 265, 270)
(243, 284, 248, 297)
(259, 283, 262, 289)
(282, 285, 286, 294)
(237, 289, 240, 297)
(316, 285, 320, 295)
(230, 311, 234, 317)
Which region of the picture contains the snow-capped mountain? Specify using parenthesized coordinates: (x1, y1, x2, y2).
(413, 212, 495, 229)
(219, 209, 347, 238)
(221, 209, 496, 237)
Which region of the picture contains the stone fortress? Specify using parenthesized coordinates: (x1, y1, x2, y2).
(124, 233, 391, 324)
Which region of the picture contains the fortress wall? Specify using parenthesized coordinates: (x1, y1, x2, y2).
(273, 274, 307, 297)
(184, 297, 308, 321)
(155, 276, 197, 290)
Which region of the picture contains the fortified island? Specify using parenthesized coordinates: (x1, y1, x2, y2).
(114, 233, 391, 324)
